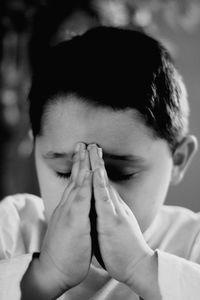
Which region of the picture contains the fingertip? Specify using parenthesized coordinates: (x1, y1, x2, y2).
(74, 142, 86, 153)
(97, 147, 103, 158)
(87, 143, 97, 151)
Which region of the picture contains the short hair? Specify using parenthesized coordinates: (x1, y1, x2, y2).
(28, 26, 189, 153)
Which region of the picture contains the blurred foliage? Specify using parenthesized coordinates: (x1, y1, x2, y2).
(1, 0, 200, 33)
(0, 0, 200, 198)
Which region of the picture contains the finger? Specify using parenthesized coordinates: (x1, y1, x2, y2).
(88, 144, 104, 171)
(77, 170, 92, 200)
(93, 168, 116, 217)
(61, 147, 91, 212)
(88, 144, 110, 186)
(71, 143, 86, 182)
(77, 149, 90, 186)
(59, 168, 92, 214)
(59, 142, 85, 207)
(69, 170, 92, 219)
(59, 179, 75, 207)
(88, 145, 120, 215)
(109, 185, 126, 216)
(110, 185, 134, 218)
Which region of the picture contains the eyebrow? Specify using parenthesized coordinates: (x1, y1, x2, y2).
(43, 151, 145, 163)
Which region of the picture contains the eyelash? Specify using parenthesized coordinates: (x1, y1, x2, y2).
(56, 172, 71, 179)
(55, 171, 136, 182)
(110, 173, 134, 182)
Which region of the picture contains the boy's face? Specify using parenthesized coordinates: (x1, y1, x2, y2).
(34, 95, 173, 233)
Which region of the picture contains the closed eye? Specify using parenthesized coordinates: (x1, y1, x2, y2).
(55, 169, 138, 182)
(56, 171, 71, 179)
(107, 171, 136, 182)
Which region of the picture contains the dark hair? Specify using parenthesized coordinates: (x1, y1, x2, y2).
(28, 26, 189, 152)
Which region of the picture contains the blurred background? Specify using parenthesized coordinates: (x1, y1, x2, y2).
(0, 0, 200, 211)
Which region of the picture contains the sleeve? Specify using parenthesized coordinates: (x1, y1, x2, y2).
(156, 249, 200, 300)
(0, 194, 46, 299)
(0, 254, 32, 300)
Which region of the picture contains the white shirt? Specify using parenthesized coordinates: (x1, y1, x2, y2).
(1, 194, 200, 300)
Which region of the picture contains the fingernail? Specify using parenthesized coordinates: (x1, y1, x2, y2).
(97, 147, 103, 158)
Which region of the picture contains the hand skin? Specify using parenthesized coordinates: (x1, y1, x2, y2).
(21, 143, 92, 299)
(88, 144, 162, 300)
(21, 142, 161, 299)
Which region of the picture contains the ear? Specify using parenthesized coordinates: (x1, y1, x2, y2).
(171, 135, 198, 185)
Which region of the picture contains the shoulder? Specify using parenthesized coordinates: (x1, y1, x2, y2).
(160, 205, 200, 230)
(0, 192, 44, 206)
(153, 205, 200, 258)
(0, 193, 45, 221)
(0, 194, 46, 258)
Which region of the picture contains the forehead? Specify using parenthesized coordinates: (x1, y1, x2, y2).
(40, 95, 167, 156)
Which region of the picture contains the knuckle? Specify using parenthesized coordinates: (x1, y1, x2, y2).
(105, 181, 110, 189)
(75, 192, 85, 202)
(81, 178, 89, 188)
(73, 178, 82, 188)
(114, 215, 123, 226)
(96, 180, 110, 191)
(79, 156, 85, 166)
(101, 193, 110, 202)
(70, 183, 78, 194)
(96, 180, 105, 188)
(73, 152, 79, 162)
(99, 159, 105, 167)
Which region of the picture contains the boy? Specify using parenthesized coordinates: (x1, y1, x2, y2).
(0, 26, 200, 299)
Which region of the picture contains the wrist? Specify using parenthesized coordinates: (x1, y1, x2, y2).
(126, 249, 162, 300)
(21, 253, 67, 300)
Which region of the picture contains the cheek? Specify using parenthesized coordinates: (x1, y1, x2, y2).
(35, 155, 67, 221)
(113, 166, 172, 232)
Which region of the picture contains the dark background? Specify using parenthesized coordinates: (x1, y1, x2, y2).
(0, 0, 200, 211)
